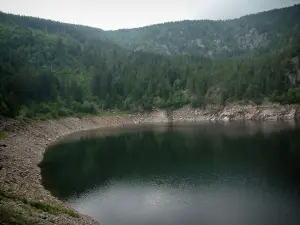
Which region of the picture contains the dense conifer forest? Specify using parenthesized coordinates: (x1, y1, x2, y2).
(0, 4, 300, 119)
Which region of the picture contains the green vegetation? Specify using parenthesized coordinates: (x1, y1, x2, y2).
(0, 190, 79, 218)
(105, 4, 300, 57)
(0, 5, 300, 119)
(0, 130, 8, 139)
(0, 206, 39, 225)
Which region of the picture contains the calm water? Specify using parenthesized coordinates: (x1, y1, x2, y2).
(40, 122, 300, 225)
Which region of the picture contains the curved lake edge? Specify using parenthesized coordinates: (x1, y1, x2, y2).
(1, 104, 300, 224)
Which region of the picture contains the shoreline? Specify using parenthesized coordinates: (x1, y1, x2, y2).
(0, 112, 172, 224)
(0, 104, 300, 224)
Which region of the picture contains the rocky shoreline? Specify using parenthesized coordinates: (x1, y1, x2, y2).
(0, 104, 300, 224)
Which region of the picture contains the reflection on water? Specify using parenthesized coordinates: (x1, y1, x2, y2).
(40, 122, 300, 225)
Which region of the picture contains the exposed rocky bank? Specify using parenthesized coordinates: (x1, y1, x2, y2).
(0, 104, 299, 224)
(172, 104, 300, 121)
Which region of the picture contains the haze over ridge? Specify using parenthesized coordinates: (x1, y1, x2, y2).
(0, 0, 300, 30)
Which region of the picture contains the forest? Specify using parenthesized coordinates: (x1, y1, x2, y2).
(105, 4, 300, 57)
(0, 5, 300, 119)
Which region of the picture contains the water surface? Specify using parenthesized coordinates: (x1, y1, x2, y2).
(40, 122, 300, 225)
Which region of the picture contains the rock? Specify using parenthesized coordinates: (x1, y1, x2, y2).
(172, 104, 300, 121)
(222, 116, 230, 121)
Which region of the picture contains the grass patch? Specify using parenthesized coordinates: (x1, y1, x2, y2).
(29, 201, 79, 218)
(0, 130, 8, 139)
(0, 191, 79, 218)
(0, 206, 37, 225)
(33, 113, 56, 121)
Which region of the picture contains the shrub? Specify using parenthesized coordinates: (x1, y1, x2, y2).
(35, 113, 53, 120)
(123, 96, 133, 110)
(74, 101, 98, 114)
(57, 107, 71, 117)
(38, 103, 53, 114)
(18, 105, 29, 119)
(0, 131, 8, 139)
(253, 98, 263, 105)
(191, 96, 205, 108)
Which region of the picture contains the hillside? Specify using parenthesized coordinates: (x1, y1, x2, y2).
(0, 6, 300, 119)
(105, 4, 300, 57)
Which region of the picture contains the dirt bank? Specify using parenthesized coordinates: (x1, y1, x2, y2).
(0, 104, 299, 224)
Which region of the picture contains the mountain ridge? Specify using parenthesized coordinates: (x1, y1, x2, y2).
(0, 4, 300, 119)
(1, 3, 298, 31)
(105, 4, 300, 57)
(107, 4, 299, 31)
(1, 4, 300, 58)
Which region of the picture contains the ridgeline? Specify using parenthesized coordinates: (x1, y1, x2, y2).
(0, 5, 300, 119)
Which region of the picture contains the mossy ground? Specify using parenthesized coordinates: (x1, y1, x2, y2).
(0, 130, 8, 139)
(0, 190, 79, 224)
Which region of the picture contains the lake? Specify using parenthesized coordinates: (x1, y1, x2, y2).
(40, 121, 300, 225)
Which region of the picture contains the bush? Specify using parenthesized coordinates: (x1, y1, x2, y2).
(271, 88, 300, 104)
(0, 131, 8, 139)
(123, 96, 133, 110)
(57, 107, 71, 117)
(74, 101, 98, 114)
(34, 113, 53, 120)
(287, 88, 300, 103)
(16, 105, 29, 120)
(191, 96, 205, 108)
(0, 100, 9, 117)
(253, 98, 263, 105)
(38, 103, 53, 114)
(51, 111, 58, 119)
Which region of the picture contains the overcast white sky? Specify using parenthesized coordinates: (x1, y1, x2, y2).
(0, 0, 299, 30)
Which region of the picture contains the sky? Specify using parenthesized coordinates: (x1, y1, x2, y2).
(0, 0, 300, 30)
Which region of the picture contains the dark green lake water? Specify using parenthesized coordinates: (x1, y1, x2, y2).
(40, 122, 300, 225)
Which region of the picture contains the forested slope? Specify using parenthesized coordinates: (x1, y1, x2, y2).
(105, 4, 300, 58)
(0, 7, 300, 119)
